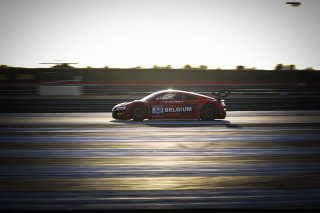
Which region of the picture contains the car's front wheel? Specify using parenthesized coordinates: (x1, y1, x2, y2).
(200, 104, 218, 121)
(130, 105, 147, 121)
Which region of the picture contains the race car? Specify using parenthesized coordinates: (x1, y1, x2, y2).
(112, 89, 230, 121)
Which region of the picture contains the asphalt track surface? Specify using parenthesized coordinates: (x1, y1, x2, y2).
(1, 111, 320, 211)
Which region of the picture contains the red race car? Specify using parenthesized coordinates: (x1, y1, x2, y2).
(112, 89, 230, 121)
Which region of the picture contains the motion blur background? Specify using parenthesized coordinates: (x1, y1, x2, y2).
(1, 0, 320, 212)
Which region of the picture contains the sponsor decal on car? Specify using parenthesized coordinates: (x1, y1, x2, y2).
(162, 100, 184, 104)
(164, 106, 193, 113)
(152, 106, 164, 117)
(152, 105, 195, 117)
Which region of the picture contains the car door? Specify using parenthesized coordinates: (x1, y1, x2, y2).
(149, 92, 197, 119)
(149, 92, 183, 119)
(178, 93, 198, 119)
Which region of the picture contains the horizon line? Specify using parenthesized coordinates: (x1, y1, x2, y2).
(0, 64, 318, 70)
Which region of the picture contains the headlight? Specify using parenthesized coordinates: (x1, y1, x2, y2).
(114, 105, 126, 111)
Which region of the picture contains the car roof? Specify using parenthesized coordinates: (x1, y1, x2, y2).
(154, 89, 212, 99)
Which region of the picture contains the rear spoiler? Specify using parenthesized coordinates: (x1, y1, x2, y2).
(212, 89, 230, 99)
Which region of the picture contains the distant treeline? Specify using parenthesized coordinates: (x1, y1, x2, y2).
(1, 66, 320, 86)
(0, 64, 318, 71)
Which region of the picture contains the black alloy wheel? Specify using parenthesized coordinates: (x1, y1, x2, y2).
(200, 104, 218, 121)
(130, 105, 147, 121)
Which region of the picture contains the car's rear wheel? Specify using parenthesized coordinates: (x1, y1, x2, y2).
(130, 105, 147, 121)
(200, 104, 218, 121)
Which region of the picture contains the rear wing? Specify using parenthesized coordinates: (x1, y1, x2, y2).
(212, 89, 230, 99)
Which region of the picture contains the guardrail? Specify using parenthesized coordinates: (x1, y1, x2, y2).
(1, 84, 320, 112)
(0, 97, 319, 113)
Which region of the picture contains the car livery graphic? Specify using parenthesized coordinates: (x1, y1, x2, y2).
(112, 89, 230, 121)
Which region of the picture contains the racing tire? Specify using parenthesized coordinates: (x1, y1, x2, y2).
(130, 105, 147, 121)
(200, 104, 218, 121)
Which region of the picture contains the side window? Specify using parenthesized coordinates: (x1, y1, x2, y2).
(172, 93, 182, 100)
(156, 93, 177, 100)
(182, 94, 197, 100)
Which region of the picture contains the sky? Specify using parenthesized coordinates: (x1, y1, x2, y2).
(0, 0, 319, 69)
